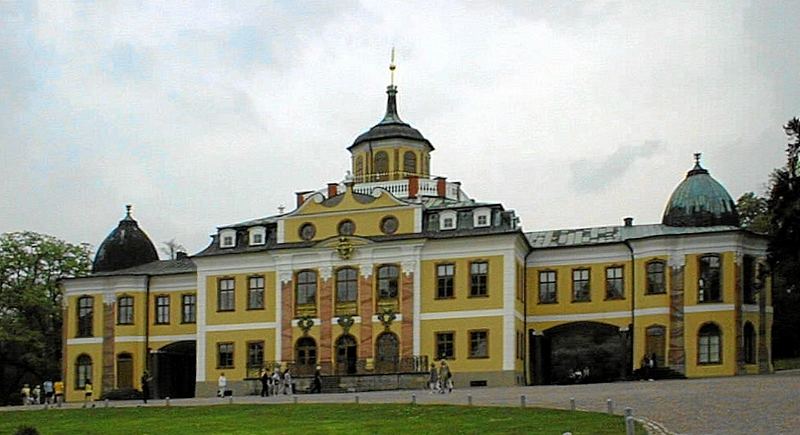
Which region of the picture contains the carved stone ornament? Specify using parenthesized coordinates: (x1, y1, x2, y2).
(297, 315, 315, 335)
(336, 237, 354, 260)
(376, 307, 397, 331)
(337, 314, 355, 334)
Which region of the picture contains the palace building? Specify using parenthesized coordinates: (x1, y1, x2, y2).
(61, 63, 772, 401)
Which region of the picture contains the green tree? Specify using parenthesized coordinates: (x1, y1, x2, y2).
(736, 192, 770, 233)
(0, 232, 92, 405)
(768, 117, 800, 359)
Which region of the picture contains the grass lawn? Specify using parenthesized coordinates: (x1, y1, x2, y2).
(0, 403, 643, 434)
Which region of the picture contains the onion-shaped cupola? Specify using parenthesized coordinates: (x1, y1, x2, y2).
(92, 205, 159, 273)
(662, 153, 740, 227)
(348, 49, 433, 182)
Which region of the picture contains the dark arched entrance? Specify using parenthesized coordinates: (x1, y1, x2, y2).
(335, 335, 358, 374)
(151, 340, 196, 398)
(533, 322, 630, 385)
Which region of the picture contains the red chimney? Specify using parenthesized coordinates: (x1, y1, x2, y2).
(436, 177, 447, 197)
(408, 175, 419, 199)
(327, 183, 338, 198)
(295, 191, 312, 208)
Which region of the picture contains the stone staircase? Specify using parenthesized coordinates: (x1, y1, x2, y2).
(320, 376, 346, 394)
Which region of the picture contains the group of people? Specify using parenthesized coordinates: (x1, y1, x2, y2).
(20, 379, 63, 406)
(428, 360, 454, 394)
(256, 368, 295, 397)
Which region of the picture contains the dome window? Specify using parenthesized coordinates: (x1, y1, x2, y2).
(473, 208, 491, 228)
(219, 229, 236, 248)
(440, 210, 457, 231)
(249, 226, 266, 246)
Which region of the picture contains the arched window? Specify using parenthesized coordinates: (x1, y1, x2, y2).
(295, 337, 317, 367)
(645, 260, 666, 294)
(403, 151, 417, 175)
(355, 156, 364, 178)
(76, 354, 92, 389)
(296, 270, 317, 306)
(698, 255, 721, 302)
(377, 265, 399, 300)
(374, 151, 389, 179)
(117, 353, 133, 389)
(336, 267, 358, 303)
(744, 322, 756, 364)
(375, 332, 399, 372)
(335, 334, 358, 374)
(698, 323, 722, 364)
(77, 296, 93, 337)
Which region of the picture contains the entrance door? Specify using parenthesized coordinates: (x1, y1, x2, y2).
(645, 325, 666, 367)
(375, 332, 399, 373)
(152, 341, 196, 398)
(117, 353, 133, 389)
(336, 335, 358, 374)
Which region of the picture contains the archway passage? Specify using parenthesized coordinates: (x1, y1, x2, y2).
(375, 332, 399, 373)
(151, 340, 196, 399)
(336, 335, 358, 374)
(535, 322, 629, 385)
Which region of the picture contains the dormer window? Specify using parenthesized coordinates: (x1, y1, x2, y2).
(219, 229, 236, 248)
(249, 226, 266, 246)
(473, 208, 491, 228)
(440, 211, 457, 231)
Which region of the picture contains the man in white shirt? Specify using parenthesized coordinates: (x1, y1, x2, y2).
(218, 373, 227, 397)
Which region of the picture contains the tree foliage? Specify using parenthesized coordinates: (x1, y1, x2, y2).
(736, 192, 770, 233)
(768, 118, 800, 359)
(0, 231, 92, 405)
(160, 238, 185, 260)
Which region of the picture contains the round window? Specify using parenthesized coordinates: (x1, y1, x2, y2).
(299, 223, 316, 241)
(380, 216, 399, 235)
(338, 219, 355, 236)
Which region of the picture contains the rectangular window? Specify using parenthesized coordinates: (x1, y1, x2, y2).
(217, 342, 234, 368)
(182, 294, 196, 323)
(572, 269, 591, 302)
(247, 341, 264, 369)
(477, 215, 487, 226)
(252, 233, 263, 244)
(605, 266, 624, 299)
(470, 262, 489, 297)
(469, 330, 489, 359)
(117, 296, 134, 325)
(336, 267, 358, 303)
(155, 295, 170, 324)
(248, 276, 265, 310)
(699, 335, 720, 363)
(436, 264, 455, 299)
(77, 296, 93, 337)
(699, 255, 722, 303)
(377, 265, 399, 300)
(646, 261, 666, 294)
(436, 332, 455, 360)
(218, 278, 235, 311)
(538, 271, 557, 303)
(296, 270, 318, 306)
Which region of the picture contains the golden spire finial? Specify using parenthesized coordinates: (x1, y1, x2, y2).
(389, 46, 396, 86)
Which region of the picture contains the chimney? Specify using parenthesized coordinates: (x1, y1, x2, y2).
(327, 183, 338, 198)
(295, 191, 312, 208)
(176, 251, 188, 260)
(408, 175, 419, 198)
(624, 217, 634, 227)
(435, 176, 447, 197)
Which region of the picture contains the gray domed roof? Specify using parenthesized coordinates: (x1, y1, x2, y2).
(349, 85, 432, 150)
(662, 154, 740, 227)
(92, 205, 159, 273)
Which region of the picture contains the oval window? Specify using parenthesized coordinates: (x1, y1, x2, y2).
(338, 220, 356, 236)
(299, 223, 316, 241)
(380, 216, 399, 235)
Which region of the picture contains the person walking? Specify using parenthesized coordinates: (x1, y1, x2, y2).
(141, 371, 152, 404)
(260, 369, 270, 397)
(32, 385, 41, 405)
(439, 360, 453, 394)
(42, 380, 54, 405)
(83, 381, 94, 408)
(282, 368, 293, 395)
(20, 384, 31, 406)
(217, 372, 228, 398)
(53, 380, 64, 406)
(428, 363, 439, 394)
(311, 366, 322, 394)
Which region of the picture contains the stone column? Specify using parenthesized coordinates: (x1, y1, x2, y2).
(400, 264, 414, 358)
(280, 276, 294, 362)
(359, 265, 374, 359)
(102, 293, 116, 394)
(319, 267, 333, 371)
(668, 256, 686, 375)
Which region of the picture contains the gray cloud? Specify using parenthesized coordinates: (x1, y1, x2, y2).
(569, 141, 661, 193)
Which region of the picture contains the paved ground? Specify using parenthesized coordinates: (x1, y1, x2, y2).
(5, 370, 799, 434)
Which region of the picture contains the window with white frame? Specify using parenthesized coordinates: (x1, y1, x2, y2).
(219, 229, 236, 248)
(249, 226, 266, 246)
(473, 208, 491, 228)
(440, 211, 457, 230)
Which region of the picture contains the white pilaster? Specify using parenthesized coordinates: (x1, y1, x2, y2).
(195, 272, 207, 382)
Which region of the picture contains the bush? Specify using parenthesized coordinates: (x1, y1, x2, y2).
(100, 388, 143, 401)
(15, 426, 39, 435)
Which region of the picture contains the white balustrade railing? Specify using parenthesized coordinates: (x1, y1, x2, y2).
(350, 177, 465, 201)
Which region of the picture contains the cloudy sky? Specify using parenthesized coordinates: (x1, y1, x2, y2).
(1, 1, 797, 256)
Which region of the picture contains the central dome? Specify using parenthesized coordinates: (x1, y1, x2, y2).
(92, 205, 159, 273)
(662, 154, 740, 227)
(349, 85, 432, 150)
